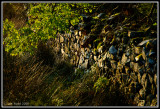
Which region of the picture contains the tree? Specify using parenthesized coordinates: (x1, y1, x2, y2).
(3, 3, 98, 56)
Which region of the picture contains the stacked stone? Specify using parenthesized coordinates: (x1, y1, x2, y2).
(47, 21, 157, 106)
(111, 31, 157, 106)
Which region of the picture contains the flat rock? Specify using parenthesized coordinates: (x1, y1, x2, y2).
(121, 53, 128, 65)
(137, 39, 154, 47)
(109, 45, 117, 55)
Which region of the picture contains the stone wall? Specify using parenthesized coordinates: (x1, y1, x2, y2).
(47, 22, 157, 106)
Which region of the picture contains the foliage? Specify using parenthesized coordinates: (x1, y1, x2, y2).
(51, 98, 63, 106)
(93, 76, 109, 93)
(3, 3, 98, 56)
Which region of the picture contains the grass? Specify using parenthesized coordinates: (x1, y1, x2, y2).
(3, 41, 135, 106)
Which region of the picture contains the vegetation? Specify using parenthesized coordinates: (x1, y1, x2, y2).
(3, 3, 157, 106)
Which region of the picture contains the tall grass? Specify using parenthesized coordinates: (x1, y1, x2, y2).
(3, 41, 134, 106)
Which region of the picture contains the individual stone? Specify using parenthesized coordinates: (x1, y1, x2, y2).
(121, 53, 128, 65)
(81, 59, 89, 69)
(135, 54, 143, 62)
(97, 58, 103, 68)
(130, 62, 135, 69)
(141, 73, 147, 88)
(148, 74, 153, 84)
(94, 56, 97, 61)
(79, 31, 82, 36)
(133, 63, 139, 72)
(61, 48, 65, 54)
(154, 74, 157, 85)
(142, 47, 149, 60)
(110, 60, 117, 69)
(137, 39, 151, 47)
(137, 73, 142, 84)
(64, 46, 69, 53)
(109, 45, 117, 55)
(81, 48, 85, 55)
(130, 53, 135, 61)
(102, 52, 108, 61)
(75, 51, 78, 56)
(74, 43, 77, 50)
(135, 47, 142, 54)
(60, 35, 64, 43)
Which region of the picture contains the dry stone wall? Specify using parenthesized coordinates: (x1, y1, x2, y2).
(48, 22, 157, 106)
